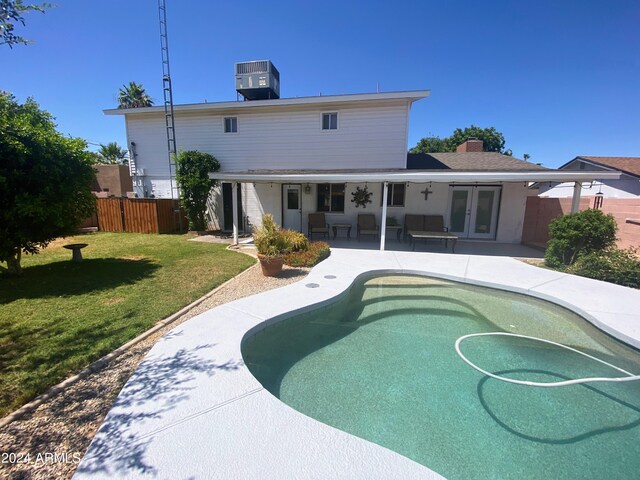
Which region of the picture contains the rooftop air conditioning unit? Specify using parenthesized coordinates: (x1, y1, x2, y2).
(235, 60, 280, 100)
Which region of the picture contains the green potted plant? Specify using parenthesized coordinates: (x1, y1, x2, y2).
(253, 214, 308, 276)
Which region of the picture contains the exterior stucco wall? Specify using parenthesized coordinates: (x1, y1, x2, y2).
(246, 181, 528, 243)
(495, 183, 530, 243)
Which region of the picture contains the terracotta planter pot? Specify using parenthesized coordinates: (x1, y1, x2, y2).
(257, 254, 284, 277)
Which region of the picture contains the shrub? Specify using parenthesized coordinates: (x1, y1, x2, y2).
(174, 150, 220, 231)
(284, 242, 331, 267)
(253, 214, 309, 257)
(544, 209, 617, 268)
(253, 214, 286, 257)
(280, 229, 309, 252)
(568, 248, 640, 289)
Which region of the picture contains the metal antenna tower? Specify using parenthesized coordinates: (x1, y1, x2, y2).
(158, 0, 176, 199)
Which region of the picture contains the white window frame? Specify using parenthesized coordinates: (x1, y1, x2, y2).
(382, 182, 406, 207)
(224, 117, 238, 133)
(321, 112, 338, 131)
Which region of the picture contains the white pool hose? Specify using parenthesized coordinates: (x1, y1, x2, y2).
(455, 332, 640, 387)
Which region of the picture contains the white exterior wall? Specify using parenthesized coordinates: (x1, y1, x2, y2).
(538, 162, 640, 198)
(495, 183, 530, 243)
(125, 100, 411, 200)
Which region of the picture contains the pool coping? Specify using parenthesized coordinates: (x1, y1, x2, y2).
(73, 249, 640, 480)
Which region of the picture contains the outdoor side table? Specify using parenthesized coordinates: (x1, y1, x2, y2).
(332, 223, 352, 240)
(385, 225, 404, 242)
(63, 243, 88, 262)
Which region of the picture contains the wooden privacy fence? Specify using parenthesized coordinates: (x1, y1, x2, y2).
(95, 198, 188, 234)
(522, 196, 640, 249)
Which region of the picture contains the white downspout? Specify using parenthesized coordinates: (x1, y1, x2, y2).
(232, 181, 239, 245)
(380, 181, 389, 251)
(571, 182, 582, 213)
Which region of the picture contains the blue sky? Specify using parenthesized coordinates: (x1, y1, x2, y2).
(2, 0, 638, 167)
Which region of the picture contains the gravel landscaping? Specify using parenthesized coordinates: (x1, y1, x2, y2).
(0, 260, 308, 480)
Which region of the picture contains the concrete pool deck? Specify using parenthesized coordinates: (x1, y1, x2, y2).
(74, 249, 640, 479)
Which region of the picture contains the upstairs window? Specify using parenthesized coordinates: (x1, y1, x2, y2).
(224, 117, 238, 133)
(322, 112, 338, 130)
(317, 183, 345, 212)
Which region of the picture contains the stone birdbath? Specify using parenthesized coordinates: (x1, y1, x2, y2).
(63, 243, 88, 263)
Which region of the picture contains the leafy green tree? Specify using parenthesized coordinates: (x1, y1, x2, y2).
(447, 126, 507, 153)
(544, 209, 617, 268)
(1, 0, 51, 48)
(0, 93, 96, 275)
(410, 125, 510, 154)
(96, 142, 128, 165)
(117, 82, 154, 109)
(174, 150, 220, 231)
(409, 136, 448, 154)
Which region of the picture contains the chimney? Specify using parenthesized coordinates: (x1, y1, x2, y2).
(456, 138, 483, 153)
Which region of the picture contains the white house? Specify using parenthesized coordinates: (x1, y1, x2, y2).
(104, 65, 619, 250)
(539, 156, 640, 199)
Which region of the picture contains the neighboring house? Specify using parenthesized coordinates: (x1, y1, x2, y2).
(527, 157, 640, 249)
(539, 156, 640, 198)
(104, 63, 619, 249)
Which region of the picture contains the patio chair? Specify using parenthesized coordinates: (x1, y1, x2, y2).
(308, 213, 329, 239)
(357, 214, 379, 240)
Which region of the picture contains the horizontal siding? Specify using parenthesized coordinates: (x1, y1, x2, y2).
(125, 101, 410, 177)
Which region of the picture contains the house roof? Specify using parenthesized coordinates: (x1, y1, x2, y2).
(211, 152, 617, 183)
(571, 156, 640, 178)
(103, 90, 431, 115)
(408, 152, 548, 172)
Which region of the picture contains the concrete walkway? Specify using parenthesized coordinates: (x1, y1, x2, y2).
(74, 248, 640, 480)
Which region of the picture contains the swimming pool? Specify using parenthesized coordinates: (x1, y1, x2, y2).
(243, 274, 640, 480)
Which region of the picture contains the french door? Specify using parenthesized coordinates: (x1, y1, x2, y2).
(448, 186, 501, 239)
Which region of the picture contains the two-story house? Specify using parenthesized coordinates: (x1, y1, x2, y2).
(104, 62, 619, 250)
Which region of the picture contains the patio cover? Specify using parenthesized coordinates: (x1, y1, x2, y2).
(209, 169, 622, 249)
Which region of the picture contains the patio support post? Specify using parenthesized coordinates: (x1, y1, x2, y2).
(232, 181, 239, 246)
(380, 181, 389, 251)
(571, 181, 582, 213)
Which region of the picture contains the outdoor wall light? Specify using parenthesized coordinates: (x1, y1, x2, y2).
(304, 183, 311, 194)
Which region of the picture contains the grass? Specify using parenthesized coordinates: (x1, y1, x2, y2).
(0, 232, 255, 417)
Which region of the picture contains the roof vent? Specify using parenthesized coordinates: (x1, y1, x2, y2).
(235, 60, 280, 100)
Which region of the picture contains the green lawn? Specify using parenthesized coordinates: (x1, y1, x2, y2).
(0, 233, 255, 417)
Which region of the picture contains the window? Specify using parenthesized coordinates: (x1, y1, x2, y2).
(317, 183, 345, 212)
(381, 183, 405, 207)
(224, 117, 238, 133)
(322, 112, 338, 130)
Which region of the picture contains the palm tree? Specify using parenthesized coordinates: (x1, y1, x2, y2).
(96, 142, 128, 165)
(117, 82, 154, 109)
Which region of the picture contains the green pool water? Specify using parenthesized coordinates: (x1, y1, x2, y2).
(242, 275, 640, 479)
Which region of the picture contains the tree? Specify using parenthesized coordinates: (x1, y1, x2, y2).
(0, 93, 96, 275)
(410, 125, 510, 155)
(409, 136, 448, 154)
(174, 150, 220, 231)
(1, 0, 50, 48)
(96, 142, 128, 165)
(117, 82, 154, 109)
